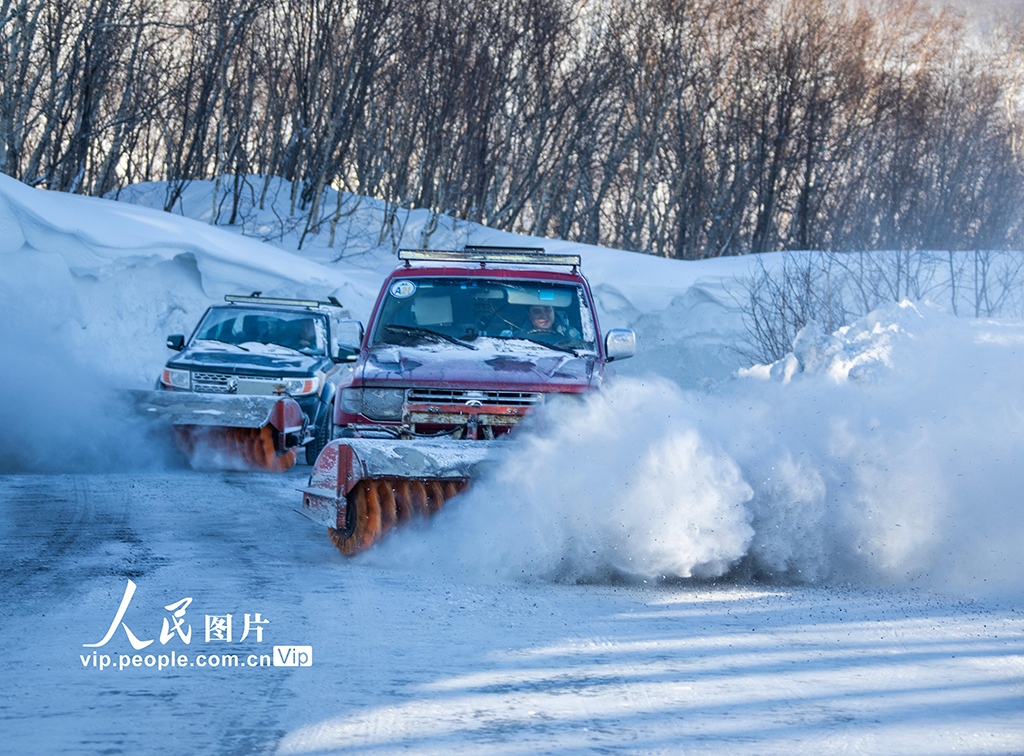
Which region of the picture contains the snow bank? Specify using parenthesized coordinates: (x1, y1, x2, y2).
(371, 302, 1024, 597)
(0, 174, 344, 294)
(0, 175, 359, 386)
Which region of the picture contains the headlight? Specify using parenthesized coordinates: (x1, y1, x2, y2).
(340, 387, 404, 420)
(161, 368, 190, 389)
(283, 376, 320, 396)
(340, 387, 362, 414)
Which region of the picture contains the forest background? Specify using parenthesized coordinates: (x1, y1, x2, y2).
(2, 0, 1024, 260)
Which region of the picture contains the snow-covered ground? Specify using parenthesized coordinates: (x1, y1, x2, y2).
(0, 175, 1021, 754)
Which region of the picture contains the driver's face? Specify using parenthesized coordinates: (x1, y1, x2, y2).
(300, 320, 315, 342)
(529, 305, 554, 330)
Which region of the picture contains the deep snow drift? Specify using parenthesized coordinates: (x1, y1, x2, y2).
(2, 175, 1023, 598)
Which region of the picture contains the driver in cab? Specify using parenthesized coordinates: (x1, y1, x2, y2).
(520, 304, 581, 341)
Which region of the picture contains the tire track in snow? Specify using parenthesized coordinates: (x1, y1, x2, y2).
(0, 474, 160, 617)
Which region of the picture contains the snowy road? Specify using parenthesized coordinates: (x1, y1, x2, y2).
(2, 470, 1022, 755)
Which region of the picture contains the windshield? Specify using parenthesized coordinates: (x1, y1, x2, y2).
(370, 277, 596, 351)
(192, 307, 328, 355)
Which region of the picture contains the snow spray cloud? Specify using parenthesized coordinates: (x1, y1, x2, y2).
(725, 301, 1024, 597)
(364, 382, 757, 583)
(0, 261, 182, 473)
(368, 302, 1024, 597)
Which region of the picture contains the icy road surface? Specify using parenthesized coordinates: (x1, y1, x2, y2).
(1, 470, 1022, 756)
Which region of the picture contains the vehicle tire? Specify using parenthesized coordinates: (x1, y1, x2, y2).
(306, 404, 334, 465)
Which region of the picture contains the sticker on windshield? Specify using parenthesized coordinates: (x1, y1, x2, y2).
(390, 280, 417, 298)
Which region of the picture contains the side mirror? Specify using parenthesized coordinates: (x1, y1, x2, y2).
(604, 329, 635, 361)
(333, 320, 364, 363)
(336, 346, 359, 363)
(166, 334, 185, 351)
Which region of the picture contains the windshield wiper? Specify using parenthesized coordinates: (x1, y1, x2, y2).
(196, 338, 249, 352)
(259, 342, 310, 356)
(520, 337, 580, 355)
(492, 334, 582, 356)
(384, 324, 478, 349)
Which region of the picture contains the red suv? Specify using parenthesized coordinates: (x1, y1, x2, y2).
(330, 246, 636, 441)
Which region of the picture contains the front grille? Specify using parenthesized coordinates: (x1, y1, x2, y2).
(192, 372, 235, 393)
(406, 388, 543, 407)
(192, 372, 288, 394)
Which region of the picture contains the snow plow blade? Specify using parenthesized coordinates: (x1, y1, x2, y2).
(128, 389, 307, 472)
(300, 438, 499, 554)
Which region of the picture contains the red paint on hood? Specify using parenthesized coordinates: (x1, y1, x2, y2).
(358, 344, 598, 393)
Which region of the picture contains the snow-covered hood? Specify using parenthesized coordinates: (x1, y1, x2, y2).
(359, 341, 600, 391)
(168, 342, 326, 376)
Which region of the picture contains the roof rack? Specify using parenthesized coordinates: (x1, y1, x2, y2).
(398, 246, 581, 271)
(224, 292, 346, 309)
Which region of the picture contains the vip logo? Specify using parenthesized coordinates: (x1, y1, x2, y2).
(273, 645, 313, 667)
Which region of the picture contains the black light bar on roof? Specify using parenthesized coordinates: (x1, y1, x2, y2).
(224, 293, 344, 308)
(398, 247, 581, 268)
(463, 245, 546, 254)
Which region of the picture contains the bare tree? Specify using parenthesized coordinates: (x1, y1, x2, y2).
(2, 0, 1024, 261)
